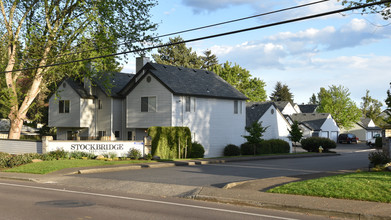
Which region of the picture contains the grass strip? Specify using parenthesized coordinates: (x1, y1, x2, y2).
(3, 159, 156, 174)
(268, 172, 391, 203)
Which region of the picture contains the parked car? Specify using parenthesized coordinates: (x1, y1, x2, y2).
(366, 134, 381, 148)
(338, 133, 358, 144)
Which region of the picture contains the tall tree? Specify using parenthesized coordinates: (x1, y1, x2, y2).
(317, 85, 361, 129)
(340, 0, 391, 20)
(384, 85, 391, 126)
(361, 90, 383, 125)
(201, 49, 218, 70)
(211, 62, 267, 102)
(270, 81, 294, 102)
(1, 0, 158, 139)
(152, 36, 203, 69)
(308, 93, 318, 105)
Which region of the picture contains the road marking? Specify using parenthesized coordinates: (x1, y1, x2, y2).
(0, 182, 299, 220)
(355, 149, 376, 153)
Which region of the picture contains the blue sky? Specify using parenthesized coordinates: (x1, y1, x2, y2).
(122, 0, 391, 106)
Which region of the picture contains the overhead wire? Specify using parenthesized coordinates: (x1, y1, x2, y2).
(2, 0, 391, 74)
(55, 0, 330, 58)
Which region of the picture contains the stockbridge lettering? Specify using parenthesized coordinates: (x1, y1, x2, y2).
(71, 144, 124, 151)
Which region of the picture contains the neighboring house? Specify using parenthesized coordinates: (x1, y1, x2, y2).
(0, 119, 40, 138)
(340, 117, 382, 141)
(298, 104, 318, 113)
(49, 58, 247, 157)
(290, 113, 340, 142)
(119, 62, 247, 157)
(273, 101, 300, 115)
(246, 102, 292, 150)
(48, 72, 134, 140)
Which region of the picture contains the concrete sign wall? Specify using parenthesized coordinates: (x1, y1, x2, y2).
(45, 140, 145, 157)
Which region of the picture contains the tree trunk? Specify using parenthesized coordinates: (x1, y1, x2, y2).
(8, 117, 23, 139)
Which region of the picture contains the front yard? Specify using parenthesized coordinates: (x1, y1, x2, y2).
(268, 171, 391, 203)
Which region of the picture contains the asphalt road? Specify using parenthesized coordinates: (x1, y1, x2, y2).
(78, 143, 373, 188)
(0, 179, 329, 220)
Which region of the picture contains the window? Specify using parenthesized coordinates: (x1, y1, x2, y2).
(141, 96, 156, 112)
(98, 131, 106, 138)
(67, 131, 73, 140)
(115, 131, 120, 138)
(98, 100, 103, 109)
(59, 100, 70, 113)
(234, 101, 243, 114)
(185, 96, 191, 112)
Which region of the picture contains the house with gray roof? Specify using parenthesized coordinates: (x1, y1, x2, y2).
(246, 102, 292, 152)
(49, 57, 247, 157)
(298, 104, 318, 113)
(340, 117, 382, 141)
(290, 113, 340, 142)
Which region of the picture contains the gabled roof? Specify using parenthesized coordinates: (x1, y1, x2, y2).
(298, 104, 318, 113)
(246, 102, 275, 127)
(357, 117, 382, 131)
(120, 63, 247, 100)
(65, 72, 134, 99)
(273, 101, 290, 112)
(290, 113, 331, 131)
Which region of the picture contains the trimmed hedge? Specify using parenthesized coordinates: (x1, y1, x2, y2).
(241, 139, 290, 155)
(375, 137, 383, 149)
(224, 144, 241, 156)
(301, 137, 336, 152)
(148, 126, 192, 159)
(189, 142, 205, 158)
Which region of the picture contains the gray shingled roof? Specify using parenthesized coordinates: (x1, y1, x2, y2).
(298, 104, 318, 113)
(357, 117, 382, 130)
(273, 101, 290, 112)
(290, 113, 330, 131)
(121, 63, 247, 100)
(66, 72, 134, 98)
(246, 102, 275, 127)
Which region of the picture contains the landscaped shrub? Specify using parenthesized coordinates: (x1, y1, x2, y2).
(240, 142, 257, 155)
(301, 137, 336, 152)
(368, 151, 391, 166)
(256, 139, 290, 154)
(257, 141, 272, 154)
(6, 154, 33, 168)
(127, 148, 142, 159)
(69, 151, 96, 160)
(189, 142, 205, 158)
(0, 152, 10, 168)
(148, 126, 192, 159)
(48, 149, 68, 160)
(223, 144, 240, 156)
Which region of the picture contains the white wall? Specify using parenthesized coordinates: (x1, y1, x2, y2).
(320, 115, 340, 142)
(126, 74, 172, 128)
(49, 81, 81, 128)
(173, 95, 246, 158)
(281, 103, 298, 115)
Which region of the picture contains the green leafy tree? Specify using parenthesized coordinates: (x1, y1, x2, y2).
(201, 50, 219, 70)
(270, 81, 294, 102)
(211, 62, 267, 102)
(243, 121, 268, 155)
(288, 120, 303, 153)
(361, 90, 383, 125)
(1, 0, 157, 139)
(317, 85, 361, 129)
(340, 0, 391, 20)
(152, 36, 203, 69)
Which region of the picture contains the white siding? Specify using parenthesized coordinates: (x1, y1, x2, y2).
(173, 95, 246, 158)
(320, 115, 340, 142)
(281, 103, 298, 115)
(126, 74, 172, 128)
(48, 81, 81, 128)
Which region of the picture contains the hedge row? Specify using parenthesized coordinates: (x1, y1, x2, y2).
(300, 137, 336, 152)
(223, 139, 290, 156)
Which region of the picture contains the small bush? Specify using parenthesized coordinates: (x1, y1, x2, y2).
(257, 141, 272, 154)
(240, 142, 257, 155)
(128, 148, 142, 159)
(369, 151, 391, 166)
(69, 151, 96, 160)
(223, 144, 240, 156)
(301, 137, 336, 152)
(256, 139, 290, 154)
(189, 142, 205, 158)
(144, 153, 153, 160)
(48, 149, 68, 160)
(0, 152, 11, 168)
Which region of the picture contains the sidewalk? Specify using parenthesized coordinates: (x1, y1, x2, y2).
(1, 153, 390, 220)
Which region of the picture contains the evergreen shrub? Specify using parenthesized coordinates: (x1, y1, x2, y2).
(301, 137, 336, 152)
(375, 137, 383, 149)
(368, 151, 391, 166)
(148, 127, 192, 159)
(189, 142, 205, 158)
(223, 144, 240, 156)
(240, 142, 256, 155)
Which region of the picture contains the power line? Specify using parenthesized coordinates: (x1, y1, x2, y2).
(2, 0, 391, 74)
(55, 0, 330, 58)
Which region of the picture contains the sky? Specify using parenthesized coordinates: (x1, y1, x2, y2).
(121, 0, 391, 107)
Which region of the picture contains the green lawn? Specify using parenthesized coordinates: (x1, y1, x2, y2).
(3, 159, 155, 174)
(268, 172, 391, 203)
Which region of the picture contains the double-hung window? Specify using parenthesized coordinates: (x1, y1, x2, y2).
(234, 100, 242, 114)
(141, 96, 156, 112)
(59, 100, 70, 113)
